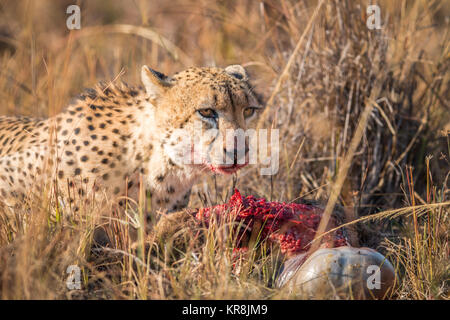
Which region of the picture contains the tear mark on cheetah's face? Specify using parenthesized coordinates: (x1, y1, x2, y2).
(142, 65, 264, 175)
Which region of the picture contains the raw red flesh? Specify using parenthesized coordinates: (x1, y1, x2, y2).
(192, 189, 349, 256)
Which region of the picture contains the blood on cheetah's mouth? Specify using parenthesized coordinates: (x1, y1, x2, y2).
(208, 163, 248, 175)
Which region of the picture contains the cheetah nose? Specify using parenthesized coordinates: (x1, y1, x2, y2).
(223, 145, 249, 165)
(222, 136, 249, 165)
(223, 148, 237, 165)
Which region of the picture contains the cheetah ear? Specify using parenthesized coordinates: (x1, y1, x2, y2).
(225, 65, 248, 81)
(141, 65, 173, 98)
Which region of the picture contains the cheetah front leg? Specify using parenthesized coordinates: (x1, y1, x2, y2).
(167, 189, 191, 212)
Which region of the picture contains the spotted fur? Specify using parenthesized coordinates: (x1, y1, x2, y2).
(0, 65, 263, 218)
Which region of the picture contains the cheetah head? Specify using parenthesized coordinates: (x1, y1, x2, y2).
(141, 65, 263, 175)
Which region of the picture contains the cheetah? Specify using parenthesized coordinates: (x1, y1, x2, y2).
(0, 65, 263, 219)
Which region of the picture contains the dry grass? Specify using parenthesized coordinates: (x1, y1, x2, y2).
(0, 0, 448, 299)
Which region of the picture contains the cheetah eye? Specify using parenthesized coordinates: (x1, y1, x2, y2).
(243, 107, 258, 118)
(197, 108, 218, 119)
